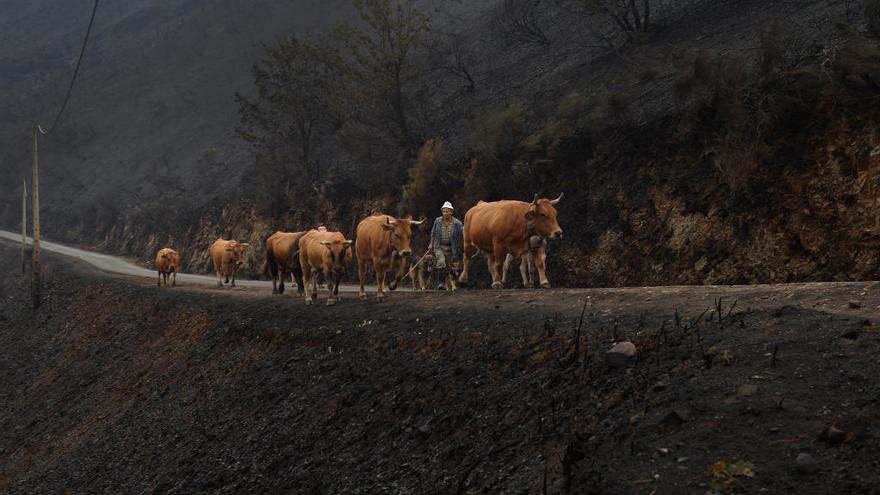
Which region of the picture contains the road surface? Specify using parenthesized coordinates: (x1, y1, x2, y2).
(0, 229, 390, 292)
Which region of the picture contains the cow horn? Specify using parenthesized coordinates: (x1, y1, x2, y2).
(387, 217, 397, 226)
(550, 192, 564, 205)
(409, 218, 424, 226)
(343, 240, 353, 247)
(320, 241, 332, 246)
(531, 193, 539, 205)
(240, 243, 250, 247)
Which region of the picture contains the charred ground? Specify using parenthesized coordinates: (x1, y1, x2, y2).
(2, 244, 880, 493)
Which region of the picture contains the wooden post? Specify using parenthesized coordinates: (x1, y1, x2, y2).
(21, 178, 27, 274)
(32, 121, 41, 309)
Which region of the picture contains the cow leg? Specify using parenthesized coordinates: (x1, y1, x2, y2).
(502, 254, 514, 286)
(520, 253, 531, 288)
(157, 271, 162, 287)
(490, 245, 505, 289)
(172, 271, 176, 287)
(374, 264, 386, 301)
(292, 263, 304, 296)
(231, 269, 237, 287)
(268, 259, 278, 294)
(459, 242, 476, 284)
(311, 269, 319, 304)
(533, 246, 550, 288)
(332, 271, 343, 303)
(216, 270, 223, 288)
(303, 267, 314, 305)
(325, 268, 336, 306)
(358, 258, 368, 300)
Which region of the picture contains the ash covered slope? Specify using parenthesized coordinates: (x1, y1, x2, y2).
(0, 0, 352, 224)
(1, 246, 880, 493)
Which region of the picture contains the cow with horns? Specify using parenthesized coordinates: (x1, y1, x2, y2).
(459, 193, 563, 289)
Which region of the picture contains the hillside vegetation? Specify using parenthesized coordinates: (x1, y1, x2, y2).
(5, 0, 880, 287)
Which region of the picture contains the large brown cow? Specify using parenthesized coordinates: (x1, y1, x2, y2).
(355, 215, 424, 300)
(210, 238, 249, 288)
(299, 229, 353, 305)
(155, 247, 180, 287)
(459, 194, 563, 289)
(264, 231, 306, 295)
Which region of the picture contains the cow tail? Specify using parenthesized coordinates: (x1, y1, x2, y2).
(264, 245, 277, 278)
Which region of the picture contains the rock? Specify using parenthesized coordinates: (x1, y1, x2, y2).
(737, 384, 758, 397)
(605, 341, 637, 368)
(657, 447, 670, 456)
(821, 425, 846, 445)
(848, 300, 861, 309)
(795, 453, 819, 474)
(659, 407, 690, 428)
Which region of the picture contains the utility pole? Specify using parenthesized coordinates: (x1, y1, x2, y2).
(21, 178, 27, 274)
(32, 121, 41, 309)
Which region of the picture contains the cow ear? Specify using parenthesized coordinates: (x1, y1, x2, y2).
(525, 209, 536, 221)
(381, 223, 394, 231)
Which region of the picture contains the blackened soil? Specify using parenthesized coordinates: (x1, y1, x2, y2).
(1, 244, 879, 494)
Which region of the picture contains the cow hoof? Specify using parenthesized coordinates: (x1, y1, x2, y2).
(359, 293, 367, 300)
(306, 299, 313, 305)
(377, 293, 386, 301)
(541, 282, 551, 289)
(491, 282, 503, 289)
(326, 299, 336, 306)
(388, 282, 397, 291)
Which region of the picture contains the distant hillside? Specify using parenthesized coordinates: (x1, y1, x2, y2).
(0, 0, 355, 224)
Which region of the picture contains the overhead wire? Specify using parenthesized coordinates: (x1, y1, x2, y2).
(43, 0, 100, 134)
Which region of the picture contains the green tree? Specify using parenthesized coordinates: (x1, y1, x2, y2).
(326, 0, 431, 157)
(236, 35, 335, 197)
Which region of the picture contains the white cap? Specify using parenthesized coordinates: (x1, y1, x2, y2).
(441, 201, 454, 211)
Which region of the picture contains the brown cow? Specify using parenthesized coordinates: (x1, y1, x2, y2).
(156, 247, 180, 287)
(355, 215, 424, 300)
(210, 238, 249, 288)
(299, 229, 353, 305)
(264, 231, 306, 295)
(502, 235, 547, 288)
(459, 194, 562, 289)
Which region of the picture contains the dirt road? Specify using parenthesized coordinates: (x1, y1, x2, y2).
(0, 229, 395, 294)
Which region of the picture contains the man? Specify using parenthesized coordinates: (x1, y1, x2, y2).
(429, 201, 463, 290)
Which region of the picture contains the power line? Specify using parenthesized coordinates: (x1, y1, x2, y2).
(45, 0, 100, 134)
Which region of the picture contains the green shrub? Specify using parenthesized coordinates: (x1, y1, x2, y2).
(470, 102, 528, 161)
